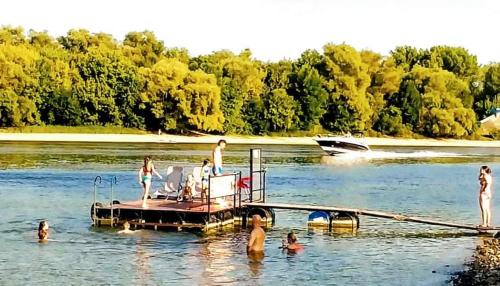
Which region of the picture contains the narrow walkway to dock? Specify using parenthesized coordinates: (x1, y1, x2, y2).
(244, 202, 500, 231)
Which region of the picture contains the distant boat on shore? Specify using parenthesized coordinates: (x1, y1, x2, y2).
(314, 133, 370, 156)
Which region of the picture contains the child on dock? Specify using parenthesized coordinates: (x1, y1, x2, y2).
(138, 156, 162, 208)
(200, 159, 210, 203)
(178, 174, 195, 202)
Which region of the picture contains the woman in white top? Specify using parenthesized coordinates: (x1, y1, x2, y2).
(479, 166, 493, 227)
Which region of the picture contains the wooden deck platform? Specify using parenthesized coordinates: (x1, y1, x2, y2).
(244, 202, 500, 232)
(93, 198, 239, 230)
(113, 199, 233, 213)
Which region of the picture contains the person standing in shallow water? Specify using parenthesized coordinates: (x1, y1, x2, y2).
(478, 166, 493, 227)
(247, 215, 265, 253)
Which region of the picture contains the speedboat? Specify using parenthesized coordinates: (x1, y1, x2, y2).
(314, 134, 370, 156)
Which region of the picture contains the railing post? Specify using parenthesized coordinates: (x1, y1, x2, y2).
(262, 170, 266, 203)
(249, 150, 254, 203)
(110, 176, 117, 227)
(234, 172, 239, 212)
(238, 171, 242, 208)
(93, 176, 102, 225)
(207, 174, 211, 219)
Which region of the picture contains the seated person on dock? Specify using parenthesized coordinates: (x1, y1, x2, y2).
(117, 221, 135, 234)
(281, 232, 303, 252)
(178, 174, 196, 202)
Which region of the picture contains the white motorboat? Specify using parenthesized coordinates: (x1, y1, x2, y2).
(314, 134, 370, 155)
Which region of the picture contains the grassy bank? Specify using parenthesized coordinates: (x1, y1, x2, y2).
(0, 126, 149, 134)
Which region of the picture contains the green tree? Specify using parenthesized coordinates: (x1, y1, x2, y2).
(474, 64, 500, 118)
(190, 50, 264, 133)
(263, 89, 299, 131)
(139, 59, 224, 132)
(425, 46, 479, 78)
(387, 77, 422, 129)
(123, 31, 166, 67)
(0, 44, 40, 126)
(288, 60, 328, 130)
(390, 46, 422, 72)
(412, 66, 476, 137)
(0, 26, 26, 45)
(373, 106, 405, 135)
(321, 44, 372, 132)
(70, 47, 141, 126)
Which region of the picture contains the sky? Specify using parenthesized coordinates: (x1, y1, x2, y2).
(0, 0, 498, 63)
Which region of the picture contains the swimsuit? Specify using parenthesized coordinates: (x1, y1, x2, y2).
(212, 166, 223, 176)
(142, 166, 152, 183)
(201, 166, 210, 188)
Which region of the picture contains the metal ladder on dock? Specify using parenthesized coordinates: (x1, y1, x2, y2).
(91, 176, 118, 227)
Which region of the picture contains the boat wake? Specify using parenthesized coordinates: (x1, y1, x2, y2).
(321, 150, 462, 164)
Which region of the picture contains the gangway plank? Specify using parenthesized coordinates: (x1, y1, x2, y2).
(244, 202, 500, 231)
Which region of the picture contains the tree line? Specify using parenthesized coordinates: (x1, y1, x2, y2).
(0, 26, 498, 137)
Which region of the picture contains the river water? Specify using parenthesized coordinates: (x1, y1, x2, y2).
(0, 142, 499, 285)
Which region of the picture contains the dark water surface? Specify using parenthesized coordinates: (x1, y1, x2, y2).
(0, 142, 499, 285)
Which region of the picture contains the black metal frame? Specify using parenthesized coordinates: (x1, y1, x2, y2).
(249, 149, 266, 203)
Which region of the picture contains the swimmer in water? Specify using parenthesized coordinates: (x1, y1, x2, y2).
(117, 221, 135, 234)
(38, 220, 49, 242)
(281, 232, 304, 252)
(247, 215, 265, 254)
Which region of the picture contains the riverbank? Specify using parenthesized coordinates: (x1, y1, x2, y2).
(452, 238, 500, 285)
(0, 132, 498, 147)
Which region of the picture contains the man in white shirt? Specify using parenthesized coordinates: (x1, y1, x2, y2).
(212, 139, 227, 176)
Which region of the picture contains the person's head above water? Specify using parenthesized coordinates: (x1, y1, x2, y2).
(252, 214, 262, 227)
(287, 232, 297, 244)
(123, 221, 130, 230)
(217, 139, 227, 149)
(38, 220, 49, 240)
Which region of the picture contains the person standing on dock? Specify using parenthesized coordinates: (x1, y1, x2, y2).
(479, 166, 493, 227)
(212, 140, 226, 176)
(247, 215, 265, 254)
(138, 156, 162, 208)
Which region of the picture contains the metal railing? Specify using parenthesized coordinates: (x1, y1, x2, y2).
(92, 176, 102, 224)
(92, 175, 117, 227)
(249, 169, 266, 203)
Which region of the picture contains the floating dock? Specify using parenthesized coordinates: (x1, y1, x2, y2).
(91, 149, 499, 233)
(244, 202, 500, 232)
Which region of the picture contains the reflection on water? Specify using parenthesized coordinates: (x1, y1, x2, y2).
(247, 251, 264, 277)
(0, 142, 499, 285)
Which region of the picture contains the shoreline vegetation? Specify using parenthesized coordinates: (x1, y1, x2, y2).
(0, 26, 499, 141)
(0, 131, 498, 147)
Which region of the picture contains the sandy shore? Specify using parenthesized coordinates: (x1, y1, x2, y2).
(0, 132, 498, 147)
